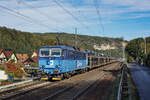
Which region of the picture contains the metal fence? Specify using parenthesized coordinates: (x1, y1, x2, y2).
(117, 64, 131, 100)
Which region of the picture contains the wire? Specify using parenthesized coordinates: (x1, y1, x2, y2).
(93, 0, 104, 33)
(17, 0, 65, 31)
(69, 0, 95, 34)
(51, 0, 94, 33)
(0, 4, 61, 32)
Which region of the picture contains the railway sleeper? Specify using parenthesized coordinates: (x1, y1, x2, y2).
(122, 87, 128, 91)
(121, 91, 129, 97)
(121, 82, 128, 86)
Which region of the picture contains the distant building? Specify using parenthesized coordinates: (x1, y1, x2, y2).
(23, 57, 38, 67)
(0, 70, 8, 80)
(31, 51, 38, 58)
(0, 50, 7, 64)
(16, 54, 28, 63)
(93, 44, 116, 50)
(31, 56, 38, 64)
(4, 51, 18, 63)
(24, 51, 38, 67)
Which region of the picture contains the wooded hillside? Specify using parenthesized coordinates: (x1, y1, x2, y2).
(0, 26, 124, 57)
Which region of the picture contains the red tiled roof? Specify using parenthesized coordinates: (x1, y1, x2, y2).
(16, 54, 28, 62)
(31, 56, 38, 63)
(4, 51, 14, 59)
(0, 49, 3, 54)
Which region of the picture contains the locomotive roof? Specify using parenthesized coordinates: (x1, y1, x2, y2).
(40, 45, 75, 51)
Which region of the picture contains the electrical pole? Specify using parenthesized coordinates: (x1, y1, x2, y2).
(144, 37, 147, 55)
(122, 42, 126, 62)
(75, 28, 77, 48)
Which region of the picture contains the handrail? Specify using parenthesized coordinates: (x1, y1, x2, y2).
(117, 66, 124, 100)
(117, 64, 132, 100)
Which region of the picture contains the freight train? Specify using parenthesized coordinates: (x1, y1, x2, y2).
(38, 45, 116, 80)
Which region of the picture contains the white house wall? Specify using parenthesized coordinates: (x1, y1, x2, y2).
(0, 70, 8, 80)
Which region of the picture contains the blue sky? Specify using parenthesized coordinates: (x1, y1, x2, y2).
(0, 0, 150, 40)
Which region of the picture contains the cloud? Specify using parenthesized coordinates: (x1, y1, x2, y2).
(101, 0, 150, 12)
(0, 0, 149, 40)
(0, 0, 98, 33)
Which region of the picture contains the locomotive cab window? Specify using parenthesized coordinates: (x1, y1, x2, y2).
(40, 49, 50, 57)
(51, 49, 61, 57)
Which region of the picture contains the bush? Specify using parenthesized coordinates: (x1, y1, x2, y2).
(0, 64, 5, 70)
(5, 60, 25, 79)
(146, 54, 150, 67)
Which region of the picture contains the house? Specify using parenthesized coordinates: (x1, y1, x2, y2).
(0, 50, 7, 64)
(24, 51, 38, 67)
(23, 57, 38, 66)
(4, 51, 18, 63)
(31, 51, 38, 58)
(31, 56, 38, 64)
(0, 70, 8, 80)
(16, 54, 28, 63)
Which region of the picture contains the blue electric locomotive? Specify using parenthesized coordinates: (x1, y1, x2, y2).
(38, 45, 87, 80)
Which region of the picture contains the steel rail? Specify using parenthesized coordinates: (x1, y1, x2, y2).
(42, 73, 105, 100)
(43, 63, 118, 100)
(70, 73, 105, 100)
(0, 81, 50, 100)
(0, 79, 33, 90)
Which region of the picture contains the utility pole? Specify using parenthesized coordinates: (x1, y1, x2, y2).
(108, 42, 111, 57)
(122, 42, 126, 62)
(75, 28, 77, 48)
(144, 37, 147, 55)
(142, 33, 147, 55)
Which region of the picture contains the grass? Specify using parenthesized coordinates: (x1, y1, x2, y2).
(0, 80, 4, 82)
(0, 64, 5, 70)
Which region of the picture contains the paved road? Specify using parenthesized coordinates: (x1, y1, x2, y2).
(128, 63, 150, 100)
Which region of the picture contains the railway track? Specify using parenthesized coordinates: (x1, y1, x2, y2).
(0, 81, 50, 100)
(42, 63, 120, 100)
(43, 73, 105, 100)
(0, 62, 121, 100)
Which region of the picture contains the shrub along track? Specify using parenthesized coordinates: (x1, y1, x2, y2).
(1, 62, 121, 100)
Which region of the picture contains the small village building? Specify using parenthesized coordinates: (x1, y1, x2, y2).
(4, 51, 18, 63)
(31, 56, 38, 64)
(0, 50, 7, 64)
(23, 54, 38, 67)
(23, 58, 35, 66)
(16, 54, 28, 63)
(0, 70, 8, 80)
(31, 51, 38, 58)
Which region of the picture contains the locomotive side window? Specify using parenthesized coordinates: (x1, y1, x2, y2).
(51, 49, 61, 57)
(40, 49, 49, 57)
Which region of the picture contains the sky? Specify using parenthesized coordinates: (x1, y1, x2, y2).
(0, 0, 150, 40)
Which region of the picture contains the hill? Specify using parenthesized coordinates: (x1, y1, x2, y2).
(0, 26, 125, 57)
